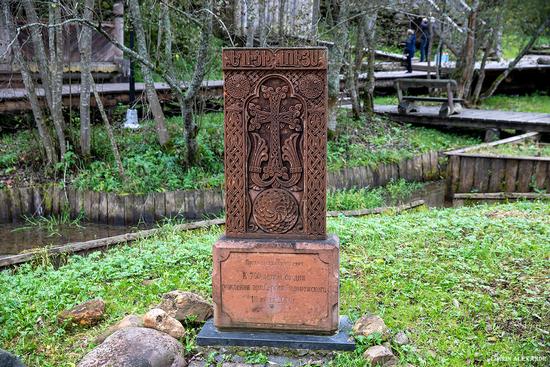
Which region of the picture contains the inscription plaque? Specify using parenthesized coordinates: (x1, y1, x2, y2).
(213, 236, 339, 333)
(213, 47, 339, 335)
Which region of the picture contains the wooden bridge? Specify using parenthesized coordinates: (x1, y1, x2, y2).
(374, 105, 550, 133)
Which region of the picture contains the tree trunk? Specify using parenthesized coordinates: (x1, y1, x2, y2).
(472, 27, 496, 105)
(161, 0, 172, 73)
(327, 0, 350, 133)
(348, 18, 365, 119)
(21, 0, 52, 108)
(2, 0, 57, 165)
(128, 0, 169, 146)
(278, 0, 286, 42)
(182, 0, 214, 167)
(311, 0, 320, 41)
(258, 0, 266, 46)
(481, 17, 550, 100)
(91, 79, 126, 181)
(455, 0, 479, 100)
(363, 12, 377, 115)
(79, 0, 95, 158)
(245, 0, 255, 47)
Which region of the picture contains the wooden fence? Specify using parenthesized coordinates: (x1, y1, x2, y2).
(0, 152, 442, 225)
(445, 132, 550, 199)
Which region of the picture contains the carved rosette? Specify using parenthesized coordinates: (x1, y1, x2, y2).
(223, 48, 327, 239)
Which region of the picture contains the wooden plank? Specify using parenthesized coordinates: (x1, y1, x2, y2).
(42, 186, 53, 217)
(19, 187, 33, 217)
(98, 192, 109, 224)
(487, 159, 506, 192)
(124, 195, 135, 225)
(59, 187, 70, 214)
(89, 191, 100, 223)
(453, 192, 550, 200)
(445, 132, 539, 155)
(107, 193, 125, 226)
(516, 160, 534, 192)
(83, 191, 93, 220)
(446, 155, 459, 198)
(32, 187, 43, 217)
(458, 157, 475, 193)
(174, 191, 186, 219)
(533, 161, 549, 191)
(8, 188, 21, 222)
(154, 192, 166, 220)
(0, 190, 11, 222)
(132, 195, 145, 224)
(142, 194, 155, 223)
(412, 155, 423, 181)
(67, 187, 78, 218)
(472, 158, 490, 193)
(51, 186, 60, 215)
(504, 160, 519, 192)
(165, 191, 176, 218)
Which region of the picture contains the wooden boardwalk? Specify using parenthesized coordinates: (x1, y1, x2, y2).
(374, 105, 550, 133)
(0, 70, 425, 113)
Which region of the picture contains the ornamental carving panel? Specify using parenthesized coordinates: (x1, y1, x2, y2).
(223, 48, 328, 240)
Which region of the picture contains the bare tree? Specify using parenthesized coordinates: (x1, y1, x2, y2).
(182, 0, 214, 166)
(49, 0, 66, 155)
(258, 0, 266, 46)
(363, 12, 378, 115)
(22, 0, 67, 156)
(327, 0, 350, 132)
(79, 0, 94, 158)
(2, 0, 57, 165)
(128, 0, 170, 146)
(91, 79, 126, 181)
(245, 0, 255, 46)
(481, 16, 550, 100)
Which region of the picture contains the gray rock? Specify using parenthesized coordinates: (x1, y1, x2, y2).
(158, 291, 213, 323)
(363, 345, 396, 366)
(0, 349, 26, 367)
(94, 314, 144, 344)
(78, 327, 186, 367)
(143, 308, 185, 339)
(392, 331, 409, 346)
(352, 315, 389, 338)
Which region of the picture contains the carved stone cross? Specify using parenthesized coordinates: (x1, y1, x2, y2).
(248, 85, 302, 186)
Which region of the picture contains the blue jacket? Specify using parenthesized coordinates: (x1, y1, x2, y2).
(405, 34, 416, 54)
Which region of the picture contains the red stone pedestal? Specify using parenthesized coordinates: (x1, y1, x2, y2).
(212, 235, 339, 334)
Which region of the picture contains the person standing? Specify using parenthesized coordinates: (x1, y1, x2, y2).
(420, 18, 430, 62)
(404, 29, 416, 73)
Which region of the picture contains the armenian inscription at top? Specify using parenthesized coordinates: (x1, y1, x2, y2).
(223, 48, 328, 240)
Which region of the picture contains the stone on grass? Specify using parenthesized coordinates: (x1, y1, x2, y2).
(363, 345, 397, 366)
(392, 331, 410, 346)
(58, 299, 105, 327)
(78, 327, 185, 367)
(94, 314, 144, 344)
(158, 291, 213, 322)
(143, 308, 185, 339)
(0, 349, 26, 367)
(353, 315, 388, 338)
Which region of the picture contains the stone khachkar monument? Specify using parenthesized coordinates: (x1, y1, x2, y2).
(199, 48, 350, 349)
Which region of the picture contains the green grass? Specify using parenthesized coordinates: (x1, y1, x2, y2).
(477, 94, 550, 114)
(1, 112, 479, 194)
(327, 111, 480, 170)
(327, 179, 424, 211)
(473, 140, 550, 158)
(376, 93, 550, 114)
(0, 201, 548, 366)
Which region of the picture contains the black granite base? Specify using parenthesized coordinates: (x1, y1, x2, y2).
(196, 316, 355, 351)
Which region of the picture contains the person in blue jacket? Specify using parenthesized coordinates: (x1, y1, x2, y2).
(404, 29, 416, 73)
